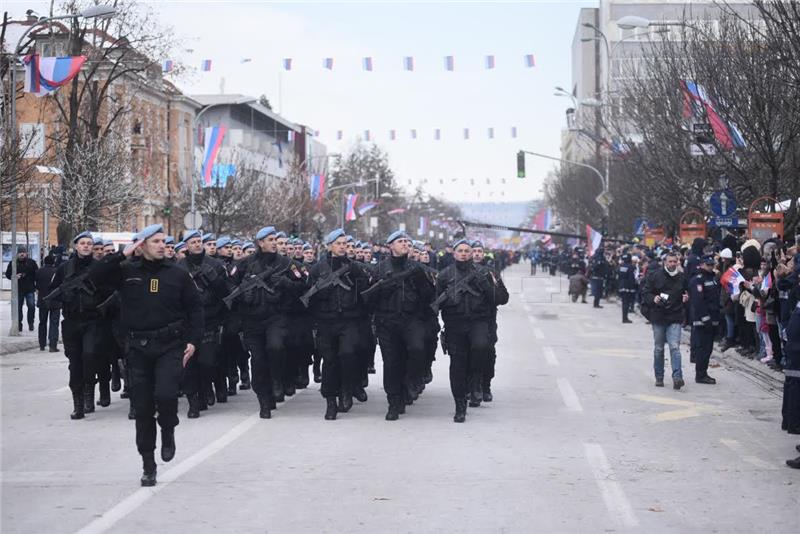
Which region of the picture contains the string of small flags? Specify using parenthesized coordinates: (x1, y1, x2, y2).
(327, 126, 519, 142)
(163, 54, 536, 73)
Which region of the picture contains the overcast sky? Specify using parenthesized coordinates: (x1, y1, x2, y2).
(9, 0, 594, 203)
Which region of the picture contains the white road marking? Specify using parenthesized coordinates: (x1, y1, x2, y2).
(533, 327, 545, 340)
(556, 378, 583, 412)
(74, 414, 259, 534)
(720, 439, 780, 470)
(583, 443, 639, 528)
(542, 346, 559, 366)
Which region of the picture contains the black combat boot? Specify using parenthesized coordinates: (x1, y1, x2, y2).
(70, 392, 85, 420)
(385, 397, 401, 421)
(284, 381, 296, 397)
(454, 399, 467, 423)
(296, 366, 310, 389)
(227, 381, 237, 396)
(128, 401, 136, 420)
(111, 365, 122, 392)
(83, 384, 96, 413)
(206, 384, 216, 407)
(97, 381, 111, 407)
(187, 394, 201, 419)
(482, 380, 493, 403)
(273, 380, 285, 403)
(324, 398, 338, 420)
(216, 382, 228, 404)
(338, 392, 353, 413)
(354, 387, 368, 403)
(161, 427, 176, 462)
(787, 456, 800, 469)
(258, 396, 272, 419)
(239, 369, 251, 390)
(141, 452, 157, 487)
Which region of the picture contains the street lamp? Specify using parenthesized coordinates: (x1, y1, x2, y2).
(5, 6, 117, 337)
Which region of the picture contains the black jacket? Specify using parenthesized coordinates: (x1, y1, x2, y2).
(436, 260, 509, 323)
(177, 251, 230, 328)
(89, 252, 203, 347)
(51, 254, 112, 321)
(642, 267, 688, 325)
(5, 257, 38, 295)
(35, 264, 58, 307)
(231, 250, 306, 322)
(689, 270, 721, 325)
(307, 253, 370, 321)
(366, 255, 435, 319)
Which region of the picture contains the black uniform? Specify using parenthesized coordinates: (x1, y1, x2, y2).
(688, 268, 720, 381)
(285, 259, 314, 395)
(618, 258, 636, 323)
(364, 254, 435, 419)
(306, 253, 371, 418)
(437, 260, 509, 421)
(177, 251, 230, 416)
(231, 250, 306, 417)
(589, 251, 609, 308)
(89, 252, 202, 465)
(35, 260, 60, 351)
(480, 258, 508, 401)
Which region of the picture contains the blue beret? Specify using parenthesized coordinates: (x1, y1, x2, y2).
(165, 235, 175, 245)
(471, 240, 484, 249)
(276, 231, 287, 239)
(345, 235, 355, 243)
(103, 239, 114, 247)
(452, 238, 471, 249)
(386, 230, 410, 244)
(139, 224, 164, 242)
(325, 228, 346, 245)
(302, 243, 312, 251)
(230, 239, 242, 247)
(202, 233, 216, 243)
(256, 226, 277, 240)
(242, 241, 255, 250)
(93, 236, 104, 246)
(183, 230, 202, 242)
(216, 236, 232, 249)
(73, 231, 93, 244)
(174, 241, 186, 252)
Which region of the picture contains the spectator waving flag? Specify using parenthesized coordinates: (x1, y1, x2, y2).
(23, 54, 87, 97)
(345, 194, 359, 221)
(720, 266, 745, 296)
(202, 126, 227, 186)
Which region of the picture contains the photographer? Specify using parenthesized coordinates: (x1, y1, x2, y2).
(642, 251, 689, 389)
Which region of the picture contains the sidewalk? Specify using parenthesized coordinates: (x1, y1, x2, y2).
(0, 290, 44, 355)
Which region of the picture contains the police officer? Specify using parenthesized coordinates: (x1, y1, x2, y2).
(174, 241, 187, 261)
(689, 255, 719, 385)
(230, 226, 306, 418)
(243, 241, 256, 257)
(363, 230, 435, 420)
(164, 236, 176, 260)
(177, 230, 231, 417)
(618, 253, 636, 323)
(88, 224, 202, 486)
(304, 229, 371, 419)
(436, 239, 509, 422)
(589, 247, 609, 308)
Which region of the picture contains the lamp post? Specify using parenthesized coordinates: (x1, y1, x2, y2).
(6, 6, 116, 336)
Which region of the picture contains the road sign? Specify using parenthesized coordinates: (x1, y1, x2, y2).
(183, 211, 203, 229)
(709, 189, 736, 217)
(595, 191, 614, 210)
(709, 217, 739, 228)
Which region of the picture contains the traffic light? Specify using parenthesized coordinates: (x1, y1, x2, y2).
(516, 150, 525, 178)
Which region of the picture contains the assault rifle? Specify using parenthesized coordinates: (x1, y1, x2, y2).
(43, 271, 95, 305)
(430, 270, 483, 314)
(359, 267, 418, 300)
(223, 263, 289, 309)
(300, 263, 352, 308)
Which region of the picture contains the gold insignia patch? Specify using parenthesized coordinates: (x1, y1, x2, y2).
(149, 279, 159, 293)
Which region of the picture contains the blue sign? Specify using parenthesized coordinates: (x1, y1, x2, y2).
(632, 218, 648, 236)
(709, 217, 740, 228)
(709, 189, 737, 217)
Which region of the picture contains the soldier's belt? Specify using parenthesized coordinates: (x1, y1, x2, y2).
(129, 320, 184, 340)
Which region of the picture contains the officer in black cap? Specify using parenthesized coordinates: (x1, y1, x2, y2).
(618, 253, 636, 323)
(88, 224, 202, 486)
(471, 240, 507, 401)
(363, 230, 435, 420)
(436, 239, 509, 422)
(177, 230, 231, 417)
(688, 254, 720, 385)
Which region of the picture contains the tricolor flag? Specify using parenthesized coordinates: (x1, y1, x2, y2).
(511, 126, 518, 138)
(524, 54, 536, 67)
(404, 56, 414, 71)
(202, 126, 227, 187)
(410, 129, 417, 140)
(680, 80, 746, 150)
(336, 130, 343, 141)
(200, 59, 212, 71)
(357, 201, 378, 216)
(387, 208, 406, 215)
(586, 225, 602, 256)
(720, 266, 745, 296)
(23, 55, 87, 97)
(389, 129, 396, 141)
(444, 55, 455, 71)
(488, 127, 494, 139)
(323, 57, 334, 70)
(282, 58, 292, 71)
(363, 130, 371, 142)
(763, 271, 773, 291)
(162, 59, 174, 73)
(463, 128, 470, 140)
(533, 208, 553, 231)
(345, 193, 359, 222)
(418, 217, 429, 237)
(310, 174, 326, 209)
(485, 55, 495, 69)
(362, 57, 373, 71)
(434, 128, 441, 140)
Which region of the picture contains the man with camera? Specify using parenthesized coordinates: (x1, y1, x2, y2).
(642, 251, 689, 389)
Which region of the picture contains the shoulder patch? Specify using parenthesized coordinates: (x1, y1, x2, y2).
(696, 284, 703, 292)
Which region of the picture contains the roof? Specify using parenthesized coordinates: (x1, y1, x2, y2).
(190, 94, 301, 132)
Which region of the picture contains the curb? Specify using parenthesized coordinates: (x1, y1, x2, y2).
(0, 338, 41, 356)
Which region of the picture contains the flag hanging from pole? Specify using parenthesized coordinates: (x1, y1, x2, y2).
(389, 129, 396, 141)
(310, 173, 326, 209)
(282, 58, 292, 71)
(524, 54, 536, 67)
(511, 126, 518, 138)
(404, 56, 414, 71)
(362, 57, 373, 71)
(200, 59, 212, 71)
(202, 126, 227, 186)
(345, 193, 359, 221)
(358, 201, 378, 216)
(485, 55, 495, 69)
(410, 129, 417, 140)
(434, 128, 441, 140)
(680, 80, 745, 150)
(323, 57, 334, 70)
(444, 55, 455, 71)
(23, 54, 87, 97)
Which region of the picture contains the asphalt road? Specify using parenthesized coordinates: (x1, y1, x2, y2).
(1, 263, 797, 533)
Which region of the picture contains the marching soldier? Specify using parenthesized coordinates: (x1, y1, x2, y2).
(303, 229, 371, 419)
(243, 241, 256, 257)
(472, 240, 507, 402)
(362, 231, 435, 421)
(435, 239, 508, 422)
(229, 226, 306, 418)
(202, 233, 217, 257)
(88, 224, 202, 486)
(177, 230, 231, 417)
(164, 236, 176, 260)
